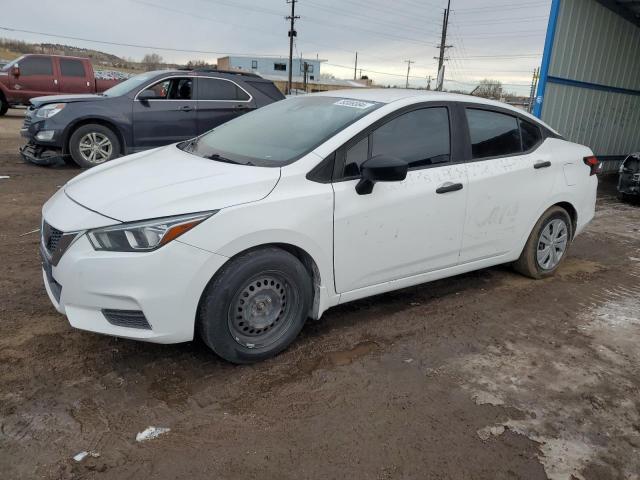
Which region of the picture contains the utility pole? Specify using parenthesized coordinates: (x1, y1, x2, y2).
(405, 60, 414, 89)
(354, 52, 358, 80)
(286, 0, 299, 95)
(528, 67, 540, 112)
(435, 0, 452, 91)
(427, 75, 432, 90)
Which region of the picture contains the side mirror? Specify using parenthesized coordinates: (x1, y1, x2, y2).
(137, 89, 156, 101)
(11, 65, 20, 77)
(356, 155, 408, 195)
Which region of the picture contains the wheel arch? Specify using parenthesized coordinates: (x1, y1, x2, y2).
(64, 118, 126, 155)
(199, 242, 328, 322)
(554, 201, 578, 239)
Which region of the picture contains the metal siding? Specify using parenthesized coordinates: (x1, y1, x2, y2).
(542, 0, 640, 156)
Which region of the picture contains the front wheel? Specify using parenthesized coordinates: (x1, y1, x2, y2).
(198, 247, 313, 364)
(514, 206, 573, 279)
(69, 124, 120, 168)
(0, 98, 8, 116)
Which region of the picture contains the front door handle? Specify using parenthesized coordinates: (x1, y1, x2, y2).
(436, 182, 463, 194)
(179, 105, 193, 112)
(534, 160, 551, 169)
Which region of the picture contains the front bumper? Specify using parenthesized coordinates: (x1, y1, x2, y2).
(20, 142, 67, 166)
(42, 228, 229, 344)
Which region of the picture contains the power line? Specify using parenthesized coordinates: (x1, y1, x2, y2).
(0, 25, 284, 57)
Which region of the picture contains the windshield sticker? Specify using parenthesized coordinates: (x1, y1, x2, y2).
(333, 99, 376, 109)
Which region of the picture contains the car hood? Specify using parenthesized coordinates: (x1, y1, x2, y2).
(30, 94, 107, 107)
(64, 145, 281, 222)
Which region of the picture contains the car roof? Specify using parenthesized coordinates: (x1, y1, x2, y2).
(144, 69, 268, 81)
(312, 88, 556, 133)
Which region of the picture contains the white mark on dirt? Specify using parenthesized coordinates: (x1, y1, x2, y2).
(136, 426, 170, 442)
(73, 451, 99, 462)
(477, 424, 506, 441)
(19, 228, 40, 237)
(0, 175, 10, 180)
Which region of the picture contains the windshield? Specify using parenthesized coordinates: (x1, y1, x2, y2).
(1, 57, 22, 72)
(102, 73, 156, 97)
(181, 96, 382, 166)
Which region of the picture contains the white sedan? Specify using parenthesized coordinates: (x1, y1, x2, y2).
(41, 90, 599, 363)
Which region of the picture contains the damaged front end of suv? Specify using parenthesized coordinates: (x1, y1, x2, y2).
(618, 153, 640, 202)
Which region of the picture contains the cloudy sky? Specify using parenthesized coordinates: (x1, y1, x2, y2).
(2, 0, 551, 94)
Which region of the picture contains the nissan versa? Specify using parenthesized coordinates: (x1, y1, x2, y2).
(41, 90, 599, 363)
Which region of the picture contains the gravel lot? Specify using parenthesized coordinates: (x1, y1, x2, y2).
(1, 108, 639, 479)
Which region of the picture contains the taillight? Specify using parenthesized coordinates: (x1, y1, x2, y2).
(583, 156, 600, 176)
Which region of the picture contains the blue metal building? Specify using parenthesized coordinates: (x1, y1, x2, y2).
(534, 0, 640, 168)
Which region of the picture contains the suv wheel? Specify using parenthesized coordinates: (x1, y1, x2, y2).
(514, 206, 573, 279)
(69, 124, 120, 168)
(198, 247, 312, 364)
(0, 98, 8, 116)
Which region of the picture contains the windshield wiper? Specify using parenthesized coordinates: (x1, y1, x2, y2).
(181, 138, 198, 153)
(206, 153, 254, 166)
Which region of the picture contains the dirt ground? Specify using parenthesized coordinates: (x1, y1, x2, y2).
(1, 108, 639, 480)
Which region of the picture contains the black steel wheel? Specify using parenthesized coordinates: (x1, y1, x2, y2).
(198, 247, 312, 364)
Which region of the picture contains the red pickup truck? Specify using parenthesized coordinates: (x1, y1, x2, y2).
(0, 54, 124, 116)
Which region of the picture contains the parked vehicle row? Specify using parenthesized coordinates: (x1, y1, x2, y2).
(19, 68, 285, 167)
(0, 54, 124, 115)
(40, 90, 599, 363)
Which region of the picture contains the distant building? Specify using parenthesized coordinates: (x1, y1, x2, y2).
(217, 56, 323, 81)
(217, 55, 371, 93)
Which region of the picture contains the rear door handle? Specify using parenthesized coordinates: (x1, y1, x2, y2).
(179, 105, 193, 112)
(436, 182, 463, 194)
(534, 160, 551, 169)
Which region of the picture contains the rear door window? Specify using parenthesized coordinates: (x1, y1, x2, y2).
(197, 78, 250, 101)
(466, 108, 522, 159)
(19, 57, 53, 76)
(60, 59, 86, 77)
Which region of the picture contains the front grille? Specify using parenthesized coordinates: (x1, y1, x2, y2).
(42, 221, 63, 254)
(102, 309, 152, 330)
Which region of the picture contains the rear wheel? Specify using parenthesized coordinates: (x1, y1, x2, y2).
(0, 97, 8, 116)
(69, 123, 120, 168)
(514, 206, 573, 279)
(198, 247, 312, 364)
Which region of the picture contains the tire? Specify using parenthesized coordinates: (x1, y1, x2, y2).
(0, 98, 8, 116)
(198, 247, 313, 364)
(617, 192, 628, 203)
(68, 123, 120, 168)
(514, 206, 573, 279)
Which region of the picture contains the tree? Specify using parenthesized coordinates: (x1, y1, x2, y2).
(473, 79, 503, 99)
(141, 53, 163, 71)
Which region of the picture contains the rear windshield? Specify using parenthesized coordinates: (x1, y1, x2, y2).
(181, 96, 381, 166)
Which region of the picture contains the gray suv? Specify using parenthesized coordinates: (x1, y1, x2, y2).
(20, 69, 285, 168)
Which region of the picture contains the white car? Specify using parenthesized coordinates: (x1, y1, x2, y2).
(41, 90, 599, 363)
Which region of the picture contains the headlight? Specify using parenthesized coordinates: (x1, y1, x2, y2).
(36, 103, 66, 119)
(87, 211, 216, 252)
